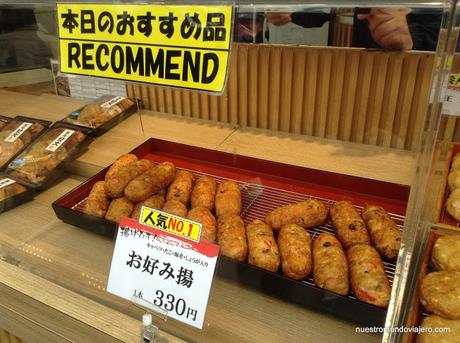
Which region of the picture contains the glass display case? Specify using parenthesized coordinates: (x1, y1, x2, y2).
(387, 2, 460, 343)
(0, 1, 458, 343)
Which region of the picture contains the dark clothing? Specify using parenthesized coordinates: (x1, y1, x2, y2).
(352, 8, 444, 51)
(290, 12, 336, 29)
(0, 8, 37, 34)
(235, 13, 265, 43)
(0, 8, 51, 70)
(288, 8, 455, 52)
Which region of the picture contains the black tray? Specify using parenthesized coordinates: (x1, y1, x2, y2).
(217, 255, 386, 326)
(0, 175, 35, 214)
(52, 138, 410, 328)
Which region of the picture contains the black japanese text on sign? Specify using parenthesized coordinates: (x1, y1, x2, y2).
(57, 3, 233, 92)
(140, 206, 202, 242)
(107, 218, 219, 329)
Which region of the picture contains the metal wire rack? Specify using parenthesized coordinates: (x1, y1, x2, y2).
(72, 163, 403, 299)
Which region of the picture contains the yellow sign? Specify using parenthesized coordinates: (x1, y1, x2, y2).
(140, 206, 202, 242)
(449, 73, 460, 88)
(57, 3, 233, 92)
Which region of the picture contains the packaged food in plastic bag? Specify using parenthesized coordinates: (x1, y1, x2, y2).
(0, 116, 51, 170)
(7, 123, 93, 188)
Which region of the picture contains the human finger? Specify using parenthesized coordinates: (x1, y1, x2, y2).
(372, 19, 402, 41)
(367, 11, 393, 33)
(379, 28, 413, 50)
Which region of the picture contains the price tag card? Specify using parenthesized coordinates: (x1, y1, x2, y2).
(107, 217, 219, 329)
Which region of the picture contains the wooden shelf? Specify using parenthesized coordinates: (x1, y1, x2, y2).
(0, 90, 412, 342)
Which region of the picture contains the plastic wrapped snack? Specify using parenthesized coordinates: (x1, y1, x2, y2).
(0, 176, 33, 213)
(0, 115, 11, 129)
(62, 96, 137, 133)
(0, 117, 50, 170)
(7, 123, 92, 187)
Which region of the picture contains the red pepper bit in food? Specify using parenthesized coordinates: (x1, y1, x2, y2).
(357, 288, 377, 302)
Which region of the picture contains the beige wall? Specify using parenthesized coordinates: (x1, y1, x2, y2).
(128, 44, 445, 151)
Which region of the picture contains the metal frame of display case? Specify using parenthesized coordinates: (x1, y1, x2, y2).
(387, 2, 460, 342)
(0, 1, 458, 343)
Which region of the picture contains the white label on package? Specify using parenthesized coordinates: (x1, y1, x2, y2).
(0, 178, 15, 189)
(107, 218, 219, 329)
(4, 122, 33, 143)
(45, 129, 75, 152)
(101, 96, 125, 109)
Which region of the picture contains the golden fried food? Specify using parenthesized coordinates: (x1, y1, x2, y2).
(157, 188, 167, 197)
(432, 235, 460, 272)
(277, 224, 311, 280)
(191, 176, 216, 210)
(449, 170, 460, 191)
(78, 104, 114, 128)
(104, 159, 152, 198)
(124, 162, 176, 203)
(84, 181, 110, 218)
(452, 153, 460, 171)
(265, 199, 328, 232)
(187, 207, 217, 243)
(117, 98, 136, 111)
(0, 119, 47, 169)
(7, 127, 87, 186)
(420, 271, 460, 319)
(215, 181, 242, 218)
(0, 178, 27, 202)
(105, 197, 134, 222)
(330, 201, 370, 249)
(361, 205, 401, 260)
(217, 215, 248, 262)
(313, 232, 349, 295)
(106, 154, 138, 178)
(131, 194, 165, 221)
(64, 97, 136, 128)
(162, 199, 188, 217)
(419, 315, 460, 343)
(347, 244, 390, 308)
(447, 188, 460, 222)
(246, 219, 280, 273)
(166, 170, 194, 205)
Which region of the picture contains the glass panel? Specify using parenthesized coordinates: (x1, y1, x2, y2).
(0, 1, 456, 343)
(387, 2, 460, 342)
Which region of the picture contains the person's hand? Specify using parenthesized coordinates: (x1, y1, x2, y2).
(265, 13, 292, 26)
(357, 8, 413, 50)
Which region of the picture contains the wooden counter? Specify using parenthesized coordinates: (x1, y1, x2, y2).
(0, 90, 415, 342)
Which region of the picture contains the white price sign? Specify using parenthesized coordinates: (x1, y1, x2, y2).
(45, 129, 75, 152)
(4, 122, 32, 143)
(107, 217, 219, 329)
(0, 178, 16, 189)
(100, 96, 125, 109)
